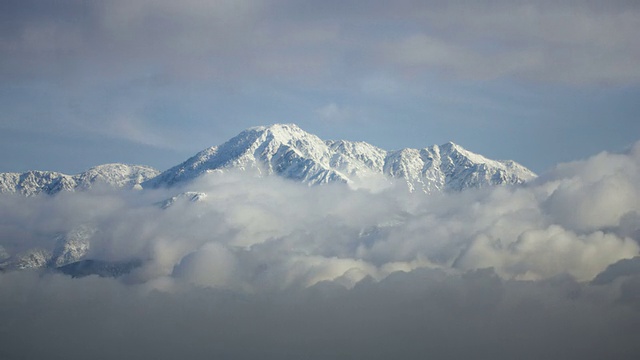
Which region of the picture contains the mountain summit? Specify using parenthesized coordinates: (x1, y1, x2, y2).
(0, 124, 535, 195)
(144, 124, 536, 192)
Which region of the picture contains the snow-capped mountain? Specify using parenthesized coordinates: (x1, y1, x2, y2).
(73, 164, 160, 190)
(0, 245, 9, 263)
(0, 225, 95, 271)
(0, 248, 51, 270)
(0, 164, 160, 196)
(144, 123, 349, 188)
(0, 124, 535, 195)
(50, 225, 95, 267)
(158, 191, 208, 209)
(145, 124, 536, 193)
(0, 224, 138, 278)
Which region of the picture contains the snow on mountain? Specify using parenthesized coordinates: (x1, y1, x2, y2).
(0, 248, 52, 270)
(0, 124, 535, 195)
(146, 124, 536, 193)
(0, 223, 135, 278)
(0, 171, 76, 196)
(0, 164, 160, 196)
(144, 124, 349, 188)
(0, 245, 10, 262)
(74, 164, 160, 190)
(384, 142, 535, 192)
(50, 225, 95, 267)
(158, 191, 208, 209)
(0, 225, 95, 271)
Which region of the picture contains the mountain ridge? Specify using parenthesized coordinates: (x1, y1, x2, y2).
(145, 124, 536, 193)
(0, 163, 160, 196)
(0, 124, 536, 195)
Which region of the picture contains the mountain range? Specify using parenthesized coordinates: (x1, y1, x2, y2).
(0, 123, 537, 274)
(0, 124, 536, 196)
(0, 163, 160, 196)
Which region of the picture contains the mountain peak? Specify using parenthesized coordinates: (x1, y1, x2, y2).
(440, 141, 460, 149)
(248, 123, 303, 133)
(439, 141, 470, 154)
(437, 141, 495, 164)
(144, 123, 340, 188)
(147, 123, 536, 192)
(238, 123, 316, 147)
(0, 124, 535, 194)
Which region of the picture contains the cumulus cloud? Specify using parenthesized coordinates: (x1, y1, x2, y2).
(1, 141, 640, 358)
(2, 144, 640, 287)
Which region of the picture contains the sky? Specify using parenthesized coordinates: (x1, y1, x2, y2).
(1, 0, 639, 174)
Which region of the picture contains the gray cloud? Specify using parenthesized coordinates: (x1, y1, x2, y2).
(1, 268, 639, 359)
(383, 0, 640, 85)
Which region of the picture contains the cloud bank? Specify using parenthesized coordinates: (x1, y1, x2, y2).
(1, 141, 640, 358)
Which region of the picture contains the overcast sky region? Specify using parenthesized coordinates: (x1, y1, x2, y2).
(1, 0, 639, 174)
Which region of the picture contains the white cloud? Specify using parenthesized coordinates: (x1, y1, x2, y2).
(360, 74, 400, 96)
(173, 242, 239, 288)
(2, 141, 640, 289)
(99, 114, 181, 149)
(458, 226, 639, 280)
(315, 102, 353, 123)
